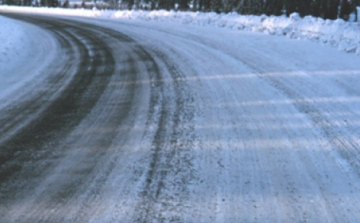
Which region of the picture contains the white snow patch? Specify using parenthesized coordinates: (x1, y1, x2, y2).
(0, 14, 58, 106)
(0, 15, 32, 98)
(0, 15, 27, 71)
(0, 6, 359, 56)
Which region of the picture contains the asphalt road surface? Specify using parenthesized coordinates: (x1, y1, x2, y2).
(1, 12, 360, 223)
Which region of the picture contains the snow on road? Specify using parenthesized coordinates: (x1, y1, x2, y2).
(1, 9, 360, 223)
(108, 20, 360, 222)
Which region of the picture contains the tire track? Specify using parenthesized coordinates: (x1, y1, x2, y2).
(0, 13, 198, 223)
(133, 47, 197, 223)
(0, 14, 116, 201)
(50, 21, 198, 222)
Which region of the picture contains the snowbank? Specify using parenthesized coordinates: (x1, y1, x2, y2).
(0, 15, 33, 101)
(0, 14, 58, 104)
(1, 6, 360, 55)
(0, 15, 27, 67)
(110, 10, 360, 55)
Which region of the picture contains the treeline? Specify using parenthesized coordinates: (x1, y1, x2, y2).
(3, 0, 58, 7)
(122, 0, 358, 21)
(2, 0, 358, 22)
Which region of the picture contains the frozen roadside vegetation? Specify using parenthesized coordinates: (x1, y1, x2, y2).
(1, 5, 360, 55)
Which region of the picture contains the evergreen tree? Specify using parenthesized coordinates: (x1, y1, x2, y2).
(193, 0, 198, 10)
(329, 0, 340, 19)
(121, 0, 134, 9)
(310, 0, 321, 17)
(339, 0, 354, 20)
(285, 0, 298, 16)
(320, 0, 339, 20)
(178, 0, 190, 10)
(264, 0, 283, 16)
(203, 0, 211, 11)
(199, 0, 203, 10)
(222, 0, 237, 13)
(237, 0, 264, 15)
(297, 0, 311, 16)
(24, 0, 31, 5)
(133, 0, 140, 9)
(211, 0, 222, 13)
(284, 0, 294, 16)
(354, 0, 358, 21)
(63, 0, 69, 7)
(158, 0, 175, 10)
(284, 0, 310, 17)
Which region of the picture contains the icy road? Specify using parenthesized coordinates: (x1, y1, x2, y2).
(1, 12, 360, 223)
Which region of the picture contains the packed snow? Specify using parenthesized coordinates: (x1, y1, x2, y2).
(1, 5, 360, 55)
(2, 6, 360, 223)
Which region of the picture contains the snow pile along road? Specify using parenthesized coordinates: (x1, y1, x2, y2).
(1, 5, 360, 55)
(0, 15, 28, 71)
(0, 15, 37, 100)
(111, 9, 360, 55)
(0, 14, 58, 107)
(112, 10, 360, 54)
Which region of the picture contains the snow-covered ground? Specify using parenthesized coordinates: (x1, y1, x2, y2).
(1, 5, 360, 55)
(1, 7, 360, 223)
(0, 14, 58, 108)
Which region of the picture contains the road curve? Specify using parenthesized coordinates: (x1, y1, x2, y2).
(1, 13, 360, 223)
